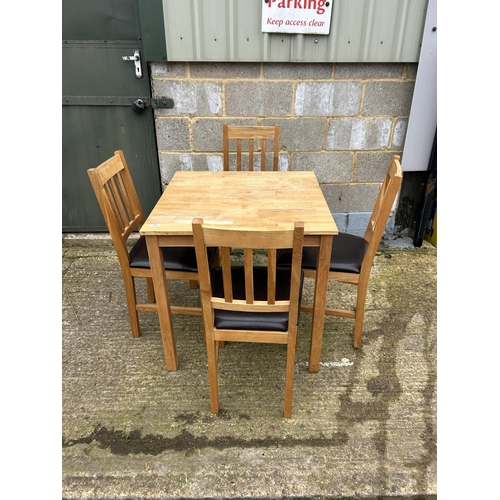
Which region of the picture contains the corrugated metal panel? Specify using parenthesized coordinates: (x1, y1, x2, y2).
(162, 0, 427, 62)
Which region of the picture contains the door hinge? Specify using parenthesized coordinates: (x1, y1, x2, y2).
(62, 96, 174, 109)
(131, 98, 175, 114)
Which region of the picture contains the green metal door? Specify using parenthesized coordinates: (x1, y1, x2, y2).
(62, 0, 164, 232)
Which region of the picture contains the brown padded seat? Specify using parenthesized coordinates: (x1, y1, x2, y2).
(210, 266, 304, 332)
(277, 232, 368, 274)
(129, 236, 218, 273)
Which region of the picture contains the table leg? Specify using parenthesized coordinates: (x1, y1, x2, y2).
(308, 234, 333, 373)
(146, 236, 178, 371)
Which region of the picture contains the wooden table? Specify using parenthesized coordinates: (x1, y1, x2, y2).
(140, 171, 338, 372)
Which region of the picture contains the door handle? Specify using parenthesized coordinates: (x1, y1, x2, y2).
(122, 50, 142, 79)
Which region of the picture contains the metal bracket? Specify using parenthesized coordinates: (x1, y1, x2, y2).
(149, 98, 174, 109)
(122, 49, 142, 78)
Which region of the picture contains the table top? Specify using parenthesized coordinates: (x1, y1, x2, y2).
(140, 170, 337, 237)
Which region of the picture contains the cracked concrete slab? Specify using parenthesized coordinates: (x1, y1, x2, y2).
(62, 235, 437, 499)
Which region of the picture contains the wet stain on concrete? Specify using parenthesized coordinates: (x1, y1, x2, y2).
(413, 313, 437, 493)
(367, 374, 401, 397)
(174, 410, 232, 424)
(372, 429, 388, 455)
(174, 410, 252, 424)
(63, 425, 349, 456)
(333, 251, 436, 493)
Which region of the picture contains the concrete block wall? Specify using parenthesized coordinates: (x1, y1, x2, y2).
(150, 62, 417, 236)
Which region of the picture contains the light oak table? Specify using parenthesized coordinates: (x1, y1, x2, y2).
(140, 171, 338, 372)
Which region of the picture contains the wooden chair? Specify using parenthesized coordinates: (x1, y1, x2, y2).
(277, 155, 403, 349)
(223, 124, 280, 171)
(87, 150, 217, 338)
(193, 218, 304, 418)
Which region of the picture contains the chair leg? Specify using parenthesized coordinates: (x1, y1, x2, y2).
(206, 335, 220, 413)
(123, 274, 141, 338)
(353, 281, 368, 348)
(146, 277, 155, 303)
(189, 280, 199, 289)
(283, 333, 297, 418)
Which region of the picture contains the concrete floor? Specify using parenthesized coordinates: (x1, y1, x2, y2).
(62, 234, 437, 500)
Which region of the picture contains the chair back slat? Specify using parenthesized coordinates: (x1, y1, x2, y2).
(243, 248, 254, 303)
(248, 139, 254, 170)
(261, 139, 267, 171)
(219, 247, 233, 302)
(267, 248, 277, 304)
(223, 124, 280, 171)
(236, 139, 243, 171)
(115, 170, 137, 226)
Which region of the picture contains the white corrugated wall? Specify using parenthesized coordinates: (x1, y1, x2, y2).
(162, 0, 428, 62)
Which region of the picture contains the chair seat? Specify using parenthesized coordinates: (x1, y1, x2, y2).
(129, 236, 217, 272)
(210, 266, 303, 332)
(277, 232, 369, 274)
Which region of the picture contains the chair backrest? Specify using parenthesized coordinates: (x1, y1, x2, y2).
(363, 155, 403, 264)
(87, 150, 145, 264)
(223, 124, 280, 171)
(193, 219, 304, 335)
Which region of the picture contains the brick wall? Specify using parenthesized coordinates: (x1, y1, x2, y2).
(150, 62, 417, 236)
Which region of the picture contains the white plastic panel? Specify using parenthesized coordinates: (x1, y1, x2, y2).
(401, 0, 437, 171)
